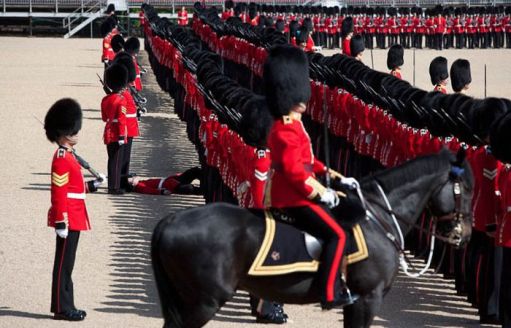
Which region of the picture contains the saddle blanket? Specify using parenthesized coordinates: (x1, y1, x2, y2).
(248, 211, 368, 276)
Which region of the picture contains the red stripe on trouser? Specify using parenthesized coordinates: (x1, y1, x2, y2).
(475, 254, 483, 306)
(309, 204, 346, 301)
(56, 237, 68, 313)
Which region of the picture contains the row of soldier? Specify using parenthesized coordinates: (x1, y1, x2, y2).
(144, 3, 511, 326)
(211, 2, 511, 50)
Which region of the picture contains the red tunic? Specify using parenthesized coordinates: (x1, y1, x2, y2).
(134, 175, 180, 195)
(48, 147, 91, 231)
(178, 9, 188, 26)
(267, 115, 327, 208)
(102, 33, 115, 62)
(434, 84, 447, 94)
(249, 148, 271, 209)
(133, 55, 142, 91)
(469, 147, 501, 233)
(342, 37, 351, 56)
(121, 90, 140, 138)
(101, 93, 128, 144)
(497, 165, 511, 247)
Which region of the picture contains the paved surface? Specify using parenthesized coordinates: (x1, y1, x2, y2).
(0, 37, 508, 327)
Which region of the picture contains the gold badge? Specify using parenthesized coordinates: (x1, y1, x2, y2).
(52, 172, 69, 187)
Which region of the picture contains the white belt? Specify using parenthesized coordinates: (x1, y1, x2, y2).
(157, 178, 165, 190)
(126, 113, 137, 118)
(507, 206, 511, 213)
(136, 74, 141, 78)
(107, 119, 119, 123)
(68, 192, 86, 200)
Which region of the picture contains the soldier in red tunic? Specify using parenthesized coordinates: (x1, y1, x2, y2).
(340, 17, 353, 56)
(429, 56, 448, 94)
(126, 167, 201, 195)
(44, 98, 104, 321)
(100, 17, 118, 68)
(177, 7, 188, 26)
(387, 44, 403, 79)
(350, 35, 365, 61)
(101, 64, 128, 194)
(263, 45, 359, 310)
(124, 37, 143, 91)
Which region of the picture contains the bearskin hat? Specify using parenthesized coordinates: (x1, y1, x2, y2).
(113, 51, 136, 83)
(470, 97, 509, 141)
(111, 34, 125, 53)
(429, 56, 449, 86)
(239, 95, 273, 148)
(263, 45, 310, 118)
(341, 16, 354, 38)
(106, 3, 115, 14)
(100, 18, 113, 38)
(350, 34, 365, 57)
(44, 98, 82, 142)
(124, 37, 140, 55)
(104, 63, 128, 92)
(387, 44, 404, 70)
(450, 59, 471, 93)
(490, 111, 511, 162)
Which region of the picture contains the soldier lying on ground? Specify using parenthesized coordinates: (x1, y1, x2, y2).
(125, 166, 202, 195)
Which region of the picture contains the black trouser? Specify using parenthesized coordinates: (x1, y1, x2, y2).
(435, 34, 443, 50)
(120, 137, 133, 189)
(107, 142, 124, 190)
(51, 231, 80, 313)
(501, 247, 511, 327)
(283, 204, 346, 302)
(506, 32, 511, 48)
(174, 167, 202, 195)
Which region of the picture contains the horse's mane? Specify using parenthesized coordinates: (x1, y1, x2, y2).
(361, 149, 454, 192)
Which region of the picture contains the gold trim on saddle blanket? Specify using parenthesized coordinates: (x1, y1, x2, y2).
(248, 212, 369, 276)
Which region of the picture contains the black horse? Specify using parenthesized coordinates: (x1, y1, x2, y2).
(151, 149, 473, 328)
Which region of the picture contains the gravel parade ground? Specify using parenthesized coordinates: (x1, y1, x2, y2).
(0, 37, 508, 327)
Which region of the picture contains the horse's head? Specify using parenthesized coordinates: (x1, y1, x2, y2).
(428, 149, 474, 248)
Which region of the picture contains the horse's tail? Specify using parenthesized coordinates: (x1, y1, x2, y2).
(151, 216, 184, 328)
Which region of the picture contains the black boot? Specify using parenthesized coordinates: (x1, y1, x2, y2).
(53, 309, 86, 321)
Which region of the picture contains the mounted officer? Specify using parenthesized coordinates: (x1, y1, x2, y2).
(263, 45, 359, 310)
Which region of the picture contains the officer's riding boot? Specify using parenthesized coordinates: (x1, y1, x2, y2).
(321, 257, 359, 310)
(254, 299, 287, 324)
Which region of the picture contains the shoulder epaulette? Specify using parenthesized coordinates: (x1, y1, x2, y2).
(257, 149, 267, 159)
(282, 115, 293, 125)
(57, 148, 66, 158)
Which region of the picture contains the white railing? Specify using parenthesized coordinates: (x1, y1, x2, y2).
(62, 0, 102, 30)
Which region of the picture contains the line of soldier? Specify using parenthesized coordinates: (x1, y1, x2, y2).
(146, 2, 506, 326)
(218, 2, 511, 50)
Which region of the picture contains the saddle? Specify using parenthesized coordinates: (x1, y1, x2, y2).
(247, 210, 369, 276)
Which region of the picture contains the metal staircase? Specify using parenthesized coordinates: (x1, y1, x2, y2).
(62, 0, 104, 38)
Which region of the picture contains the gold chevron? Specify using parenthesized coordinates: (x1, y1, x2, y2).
(121, 106, 127, 114)
(52, 172, 69, 187)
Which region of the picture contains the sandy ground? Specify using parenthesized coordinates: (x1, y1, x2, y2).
(0, 37, 508, 328)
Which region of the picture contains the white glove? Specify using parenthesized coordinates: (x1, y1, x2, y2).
(118, 139, 125, 146)
(93, 177, 105, 188)
(98, 173, 107, 183)
(341, 177, 360, 190)
(56, 228, 68, 239)
(320, 188, 340, 209)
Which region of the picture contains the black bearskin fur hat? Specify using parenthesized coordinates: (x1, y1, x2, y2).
(113, 51, 136, 83)
(104, 63, 128, 92)
(450, 59, 471, 93)
(470, 97, 509, 141)
(111, 34, 125, 53)
(341, 16, 354, 38)
(429, 56, 448, 85)
(124, 37, 140, 55)
(387, 44, 404, 70)
(239, 95, 273, 148)
(490, 112, 511, 163)
(263, 45, 310, 118)
(350, 34, 365, 57)
(44, 98, 82, 142)
(105, 3, 115, 14)
(100, 18, 113, 38)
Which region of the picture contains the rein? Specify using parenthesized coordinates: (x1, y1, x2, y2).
(363, 170, 465, 277)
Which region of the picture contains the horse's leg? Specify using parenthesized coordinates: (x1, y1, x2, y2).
(343, 283, 384, 328)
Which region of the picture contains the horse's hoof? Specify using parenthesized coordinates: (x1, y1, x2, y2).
(321, 293, 360, 310)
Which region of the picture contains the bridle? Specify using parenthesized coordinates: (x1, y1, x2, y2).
(361, 165, 468, 277)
